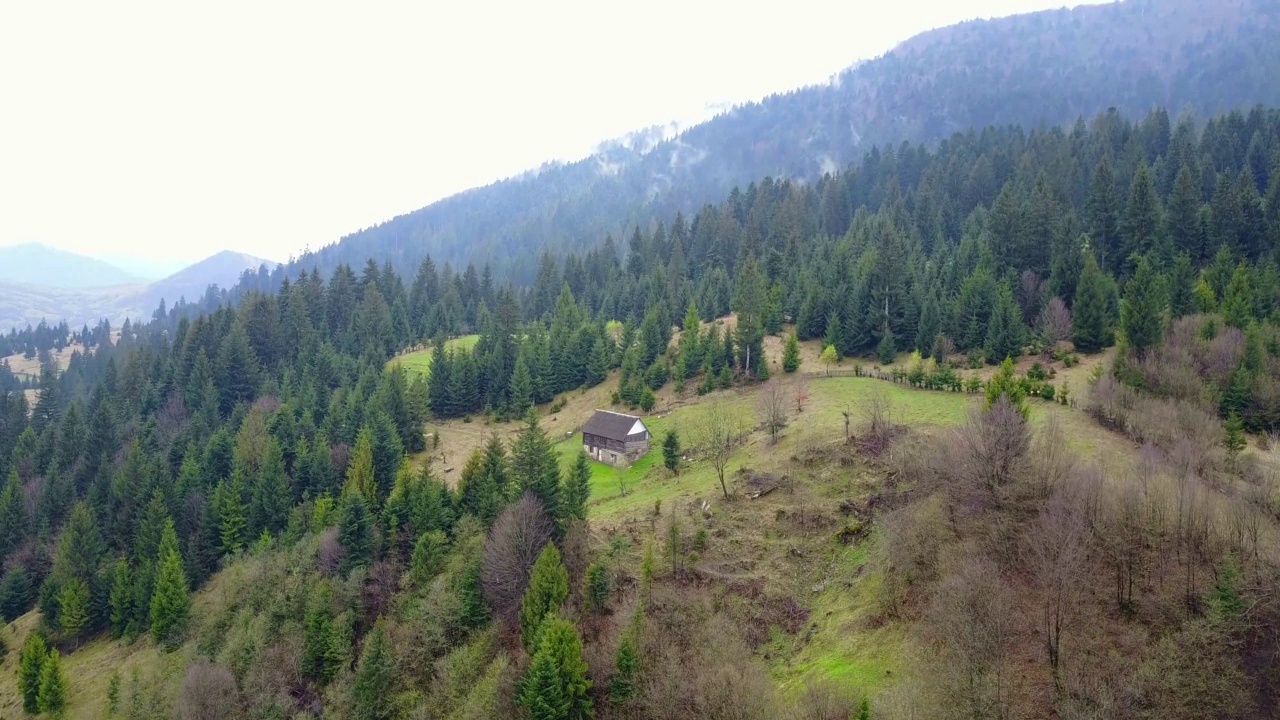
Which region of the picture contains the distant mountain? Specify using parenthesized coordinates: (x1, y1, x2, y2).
(0, 250, 275, 329)
(141, 251, 275, 310)
(287, 0, 1280, 285)
(0, 243, 143, 288)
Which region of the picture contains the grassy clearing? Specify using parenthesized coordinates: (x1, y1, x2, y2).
(387, 334, 480, 379)
(0, 612, 179, 720)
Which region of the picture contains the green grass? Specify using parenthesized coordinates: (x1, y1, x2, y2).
(388, 335, 480, 379)
(772, 535, 906, 697)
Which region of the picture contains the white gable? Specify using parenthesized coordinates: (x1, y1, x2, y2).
(629, 420, 646, 436)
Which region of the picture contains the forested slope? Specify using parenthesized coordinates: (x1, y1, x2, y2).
(3, 101, 1280, 717)
(277, 0, 1280, 283)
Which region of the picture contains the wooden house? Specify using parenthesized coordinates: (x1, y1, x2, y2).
(582, 410, 650, 466)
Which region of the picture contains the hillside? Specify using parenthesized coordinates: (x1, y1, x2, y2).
(287, 0, 1280, 283)
(0, 250, 275, 329)
(0, 243, 142, 288)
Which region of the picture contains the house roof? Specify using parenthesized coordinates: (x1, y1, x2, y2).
(582, 409, 647, 441)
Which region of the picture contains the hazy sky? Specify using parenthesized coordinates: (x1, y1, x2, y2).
(0, 1, 1107, 268)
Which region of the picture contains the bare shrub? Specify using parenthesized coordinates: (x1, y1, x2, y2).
(877, 495, 951, 618)
(177, 661, 241, 720)
(1029, 412, 1075, 501)
(1019, 269, 1046, 324)
(793, 374, 810, 415)
(792, 680, 860, 720)
(756, 379, 789, 444)
(1036, 296, 1072, 348)
(480, 492, 554, 624)
(949, 398, 1031, 514)
(317, 527, 341, 575)
(926, 556, 1016, 720)
(1124, 621, 1254, 719)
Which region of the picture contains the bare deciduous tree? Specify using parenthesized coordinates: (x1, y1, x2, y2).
(1036, 296, 1073, 349)
(928, 556, 1016, 720)
(696, 402, 742, 500)
(1025, 492, 1086, 681)
(757, 379, 788, 444)
(951, 398, 1031, 513)
(481, 492, 554, 623)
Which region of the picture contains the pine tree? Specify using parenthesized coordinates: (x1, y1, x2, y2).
(662, 430, 680, 475)
(18, 632, 47, 714)
(518, 616, 593, 720)
(338, 493, 373, 574)
(562, 452, 591, 523)
(37, 648, 67, 718)
(782, 333, 801, 372)
(352, 618, 395, 720)
(1072, 250, 1112, 353)
(1120, 255, 1167, 357)
(520, 543, 570, 653)
(150, 521, 190, 648)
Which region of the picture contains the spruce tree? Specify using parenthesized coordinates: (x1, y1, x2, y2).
(876, 328, 897, 365)
(1120, 255, 1167, 357)
(0, 469, 27, 560)
(56, 578, 89, 643)
(409, 530, 447, 586)
(1167, 253, 1197, 319)
(584, 562, 610, 614)
(1072, 250, 1113, 353)
(0, 568, 32, 623)
(1224, 412, 1247, 458)
(1120, 164, 1164, 270)
(352, 618, 395, 720)
(510, 353, 534, 417)
(108, 557, 133, 638)
(1222, 264, 1255, 329)
(611, 630, 639, 704)
(18, 631, 47, 714)
(915, 291, 941, 358)
(213, 472, 247, 555)
(1168, 165, 1204, 261)
(511, 412, 562, 528)
(37, 648, 67, 718)
(338, 493, 373, 574)
(662, 430, 680, 475)
(782, 333, 801, 372)
(518, 616, 593, 720)
(344, 427, 378, 508)
(249, 439, 289, 537)
(562, 452, 591, 524)
(150, 521, 190, 648)
(1086, 158, 1121, 270)
(985, 282, 1026, 364)
(519, 543, 570, 652)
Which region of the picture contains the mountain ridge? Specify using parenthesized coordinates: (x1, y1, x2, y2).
(282, 0, 1280, 285)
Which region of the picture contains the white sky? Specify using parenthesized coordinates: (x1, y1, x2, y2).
(0, 1, 1108, 268)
